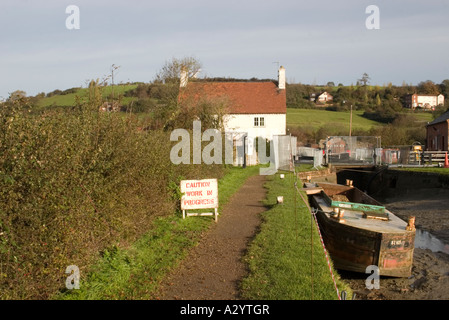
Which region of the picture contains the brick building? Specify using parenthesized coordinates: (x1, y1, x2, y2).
(426, 110, 449, 151)
(405, 93, 444, 110)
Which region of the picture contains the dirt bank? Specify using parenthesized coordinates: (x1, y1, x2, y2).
(342, 188, 449, 300)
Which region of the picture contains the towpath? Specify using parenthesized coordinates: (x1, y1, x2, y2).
(155, 174, 267, 300)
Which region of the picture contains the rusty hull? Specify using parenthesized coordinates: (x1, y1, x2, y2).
(309, 182, 415, 277)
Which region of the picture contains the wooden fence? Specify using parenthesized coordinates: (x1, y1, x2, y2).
(408, 151, 448, 165)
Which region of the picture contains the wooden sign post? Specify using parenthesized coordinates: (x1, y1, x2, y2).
(180, 178, 219, 222)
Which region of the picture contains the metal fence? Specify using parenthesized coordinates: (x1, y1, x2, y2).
(386, 148, 448, 166)
(229, 133, 297, 172)
(273, 135, 296, 171)
(296, 146, 324, 168)
(325, 136, 381, 165)
(274, 134, 295, 171)
(292, 136, 447, 168)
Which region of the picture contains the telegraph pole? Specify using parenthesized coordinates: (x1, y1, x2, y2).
(349, 105, 353, 137)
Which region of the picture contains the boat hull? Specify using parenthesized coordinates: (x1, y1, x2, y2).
(309, 183, 415, 277)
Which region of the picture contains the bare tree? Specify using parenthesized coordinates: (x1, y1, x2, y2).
(358, 73, 370, 87)
(7, 90, 27, 102)
(154, 56, 202, 84)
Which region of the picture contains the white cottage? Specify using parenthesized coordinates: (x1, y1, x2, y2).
(178, 67, 287, 166)
(178, 66, 287, 140)
(316, 91, 333, 103)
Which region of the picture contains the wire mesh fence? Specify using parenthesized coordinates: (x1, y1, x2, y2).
(325, 136, 382, 165)
(275, 134, 295, 172)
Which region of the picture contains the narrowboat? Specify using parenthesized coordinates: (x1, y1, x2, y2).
(304, 181, 415, 277)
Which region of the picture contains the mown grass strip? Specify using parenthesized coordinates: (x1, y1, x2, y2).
(56, 165, 260, 300)
(240, 171, 352, 300)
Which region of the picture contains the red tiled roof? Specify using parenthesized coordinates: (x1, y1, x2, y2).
(178, 81, 286, 114)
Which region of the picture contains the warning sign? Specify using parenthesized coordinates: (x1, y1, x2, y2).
(180, 178, 219, 221)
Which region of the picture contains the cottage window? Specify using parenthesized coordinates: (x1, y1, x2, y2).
(254, 117, 265, 127)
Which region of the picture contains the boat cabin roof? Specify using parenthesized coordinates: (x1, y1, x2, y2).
(308, 182, 408, 233)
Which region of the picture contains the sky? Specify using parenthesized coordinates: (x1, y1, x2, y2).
(1, 0, 449, 100)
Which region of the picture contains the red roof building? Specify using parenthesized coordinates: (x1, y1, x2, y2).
(179, 81, 286, 114)
(178, 66, 287, 140)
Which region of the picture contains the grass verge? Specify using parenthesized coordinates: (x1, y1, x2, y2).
(393, 167, 449, 175)
(55, 165, 260, 300)
(240, 171, 352, 300)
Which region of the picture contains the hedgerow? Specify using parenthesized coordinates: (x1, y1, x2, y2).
(0, 82, 223, 299)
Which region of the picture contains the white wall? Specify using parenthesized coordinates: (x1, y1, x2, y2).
(223, 113, 286, 140)
(417, 95, 444, 107)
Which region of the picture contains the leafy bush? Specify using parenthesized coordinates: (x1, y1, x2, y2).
(60, 88, 80, 95)
(124, 98, 157, 113)
(0, 85, 224, 299)
(46, 89, 63, 97)
(367, 114, 426, 146)
(286, 84, 316, 109)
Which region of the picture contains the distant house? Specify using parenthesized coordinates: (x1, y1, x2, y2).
(178, 66, 287, 141)
(426, 110, 449, 151)
(404, 93, 444, 110)
(99, 101, 120, 112)
(312, 91, 333, 103)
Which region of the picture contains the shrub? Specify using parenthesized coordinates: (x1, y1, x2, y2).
(0, 86, 224, 299)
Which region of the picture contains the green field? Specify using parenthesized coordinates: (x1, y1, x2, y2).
(402, 111, 433, 123)
(36, 84, 138, 108)
(35, 85, 434, 133)
(287, 108, 434, 130)
(287, 108, 381, 131)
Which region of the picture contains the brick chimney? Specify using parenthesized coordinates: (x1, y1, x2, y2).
(278, 66, 285, 90)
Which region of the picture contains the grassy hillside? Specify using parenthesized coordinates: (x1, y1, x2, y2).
(36, 84, 138, 109)
(402, 111, 433, 123)
(287, 108, 381, 131)
(286, 107, 432, 146)
(34, 83, 433, 144)
(287, 108, 433, 129)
